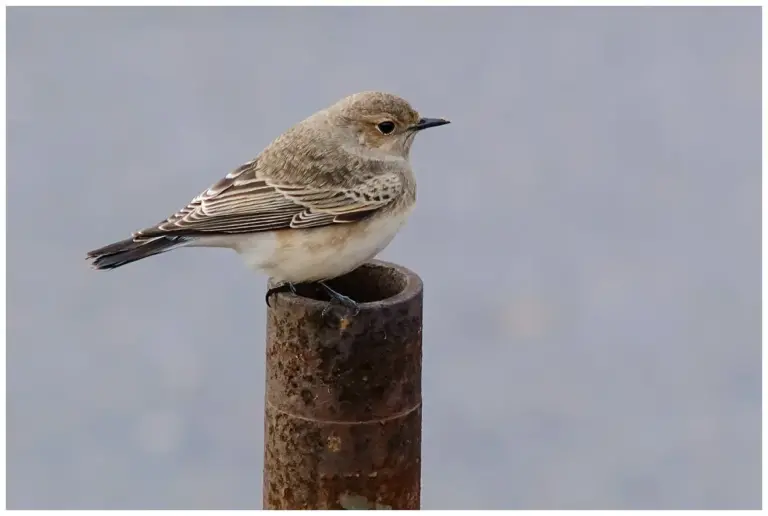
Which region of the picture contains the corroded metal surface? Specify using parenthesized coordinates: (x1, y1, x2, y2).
(263, 261, 423, 510)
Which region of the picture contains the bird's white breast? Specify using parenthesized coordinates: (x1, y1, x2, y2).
(231, 207, 412, 283)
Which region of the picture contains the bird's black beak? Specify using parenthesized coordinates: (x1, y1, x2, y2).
(412, 117, 451, 131)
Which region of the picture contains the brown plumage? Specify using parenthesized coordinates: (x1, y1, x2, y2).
(87, 91, 449, 284)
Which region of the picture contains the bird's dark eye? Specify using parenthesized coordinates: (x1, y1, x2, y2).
(377, 121, 396, 134)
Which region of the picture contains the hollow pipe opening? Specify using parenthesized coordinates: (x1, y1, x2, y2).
(270, 260, 420, 309)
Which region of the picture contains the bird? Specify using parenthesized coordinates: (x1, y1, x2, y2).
(86, 91, 450, 312)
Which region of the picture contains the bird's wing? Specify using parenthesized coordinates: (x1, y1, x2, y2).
(135, 160, 402, 239)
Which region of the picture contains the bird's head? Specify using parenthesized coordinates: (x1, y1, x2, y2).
(326, 91, 450, 160)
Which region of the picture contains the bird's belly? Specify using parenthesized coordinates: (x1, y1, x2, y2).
(235, 211, 409, 283)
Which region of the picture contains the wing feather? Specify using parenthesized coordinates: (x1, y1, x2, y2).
(134, 159, 402, 239)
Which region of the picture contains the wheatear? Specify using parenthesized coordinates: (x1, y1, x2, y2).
(86, 91, 449, 311)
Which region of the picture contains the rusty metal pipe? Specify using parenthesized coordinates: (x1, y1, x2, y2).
(263, 260, 423, 510)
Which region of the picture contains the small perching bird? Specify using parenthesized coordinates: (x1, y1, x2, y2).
(86, 91, 450, 312)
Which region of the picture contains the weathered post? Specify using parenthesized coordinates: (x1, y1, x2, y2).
(263, 260, 423, 510)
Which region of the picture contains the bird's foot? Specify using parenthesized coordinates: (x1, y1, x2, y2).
(265, 281, 297, 307)
(318, 281, 360, 319)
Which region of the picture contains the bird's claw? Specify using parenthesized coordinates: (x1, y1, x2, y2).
(319, 281, 360, 319)
(265, 282, 297, 307)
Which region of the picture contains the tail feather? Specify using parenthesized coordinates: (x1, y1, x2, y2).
(86, 236, 188, 270)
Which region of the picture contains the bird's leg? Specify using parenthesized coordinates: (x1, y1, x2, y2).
(265, 281, 297, 307)
(318, 281, 360, 317)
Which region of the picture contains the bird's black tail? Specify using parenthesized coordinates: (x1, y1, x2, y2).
(86, 236, 188, 270)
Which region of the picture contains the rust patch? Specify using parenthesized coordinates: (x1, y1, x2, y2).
(327, 434, 342, 453)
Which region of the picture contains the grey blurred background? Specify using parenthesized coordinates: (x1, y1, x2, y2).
(7, 7, 760, 510)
